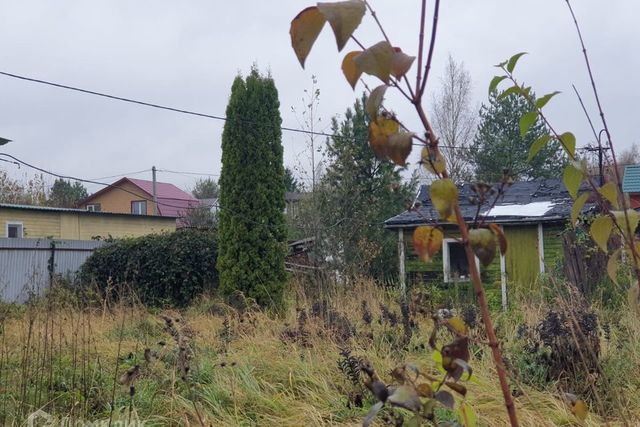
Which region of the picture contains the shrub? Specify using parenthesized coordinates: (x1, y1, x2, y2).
(79, 229, 218, 306)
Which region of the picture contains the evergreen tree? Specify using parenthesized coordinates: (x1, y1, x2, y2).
(471, 91, 566, 182)
(192, 178, 219, 199)
(217, 68, 287, 306)
(308, 95, 414, 280)
(48, 179, 88, 207)
(283, 167, 301, 192)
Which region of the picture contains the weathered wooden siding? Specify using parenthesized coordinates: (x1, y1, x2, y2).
(504, 225, 541, 292)
(543, 224, 565, 272)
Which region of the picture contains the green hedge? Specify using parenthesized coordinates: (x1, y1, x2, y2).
(79, 229, 218, 306)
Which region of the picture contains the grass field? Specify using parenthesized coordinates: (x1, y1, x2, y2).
(0, 278, 637, 426)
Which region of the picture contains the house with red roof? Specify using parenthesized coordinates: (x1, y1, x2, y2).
(78, 177, 199, 222)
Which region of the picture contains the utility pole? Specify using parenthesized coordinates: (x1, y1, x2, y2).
(152, 166, 158, 215)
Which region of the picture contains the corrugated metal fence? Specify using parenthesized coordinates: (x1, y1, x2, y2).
(0, 238, 107, 302)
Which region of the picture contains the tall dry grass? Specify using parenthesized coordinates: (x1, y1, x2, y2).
(0, 277, 637, 426)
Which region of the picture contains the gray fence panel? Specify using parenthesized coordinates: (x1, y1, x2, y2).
(0, 238, 107, 302)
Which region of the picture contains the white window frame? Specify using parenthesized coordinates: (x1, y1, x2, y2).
(6, 221, 24, 238)
(86, 203, 101, 212)
(442, 238, 480, 283)
(131, 200, 147, 215)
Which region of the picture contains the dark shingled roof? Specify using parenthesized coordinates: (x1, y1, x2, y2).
(385, 178, 595, 228)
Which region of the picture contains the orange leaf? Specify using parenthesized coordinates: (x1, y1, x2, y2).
(290, 7, 327, 68)
(413, 226, 444, 263)
(368, 120, 388, 160)
(317, 0, 366, 51)
(341, 51, 362, 89)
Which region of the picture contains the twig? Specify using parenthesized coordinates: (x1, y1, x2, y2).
(416, 0, 428, 91)
(571, 84, 599, 143)
(418, 0, 440, 99)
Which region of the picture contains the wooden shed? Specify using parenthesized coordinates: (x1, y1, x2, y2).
(385, 178, 592, 308)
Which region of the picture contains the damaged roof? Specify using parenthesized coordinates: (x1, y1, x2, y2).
(385, 178, 594, 228)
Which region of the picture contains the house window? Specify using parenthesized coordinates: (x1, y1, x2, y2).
(442, 238, 479, 282)
(6, 222, 23, 238)
(131, 200, 147, 215)
(86, 203, 101, 212)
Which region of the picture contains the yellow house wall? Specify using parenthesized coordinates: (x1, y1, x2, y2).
(1, 208, 175, 239)
(0, 209, 61, 238)
(79, 181, 152, 215)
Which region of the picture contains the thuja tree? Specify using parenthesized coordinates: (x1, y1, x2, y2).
(217, 68, 287, 307)
(289, 1, 517, 425)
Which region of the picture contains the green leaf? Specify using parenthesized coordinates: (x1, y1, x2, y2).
(613, 209, 639, 238)
(519, 111, 539, 137)
(354, 40, 395, 84)
(497, 86, 520, 101)
(598, 181, 620, 208)
(607, 248, 621, 285)
(488, 75, 507, 95)
(365, 84, 388, 119)
(563, 162, 583, 199)
(535, 91, 561, 109)
(571, 192, 589, 227)
(317, 0, 366, 51)
(590, 215, 613, 252)
(528, 134, 552, 162)
(506, 52, 527, 73)
(456, 402, 478, 427)
(289, 7, 327, 68)
(558, 132, 576, 158)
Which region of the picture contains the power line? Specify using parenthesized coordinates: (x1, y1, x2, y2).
(89, 168, 151, 181)
(157, 169, 219, 177)
(0, 69, 471, 152)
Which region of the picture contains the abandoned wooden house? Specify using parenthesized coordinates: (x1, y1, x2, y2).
(385, 178, 594, 308)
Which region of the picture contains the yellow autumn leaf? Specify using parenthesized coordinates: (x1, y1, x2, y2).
(365, 84, 387, 120)
(447, 316, 467, 335)
(421, 146, 446, 175)
(469, 228, 497, 266)
(341, 51, 362, 89)
(598, 181, 620, 208)
(386, 132, 413, 167)
(571, 192, 589, 227)
(317, 0, 366, 51)
(391, 48, 415, 79)
(290, 7, 327, 68)
(573, 399, 588, 421)
(430, 179, 458, 221)
(590, 215, 613, 252)
(412, 226, 444, 263)
(613, 209, 639, 238)
(354, 40, 395, 84)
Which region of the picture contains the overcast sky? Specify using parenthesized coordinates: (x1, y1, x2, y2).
(0, 1, 637, 194)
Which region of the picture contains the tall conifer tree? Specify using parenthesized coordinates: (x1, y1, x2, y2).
(217, 68, 287, 306)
